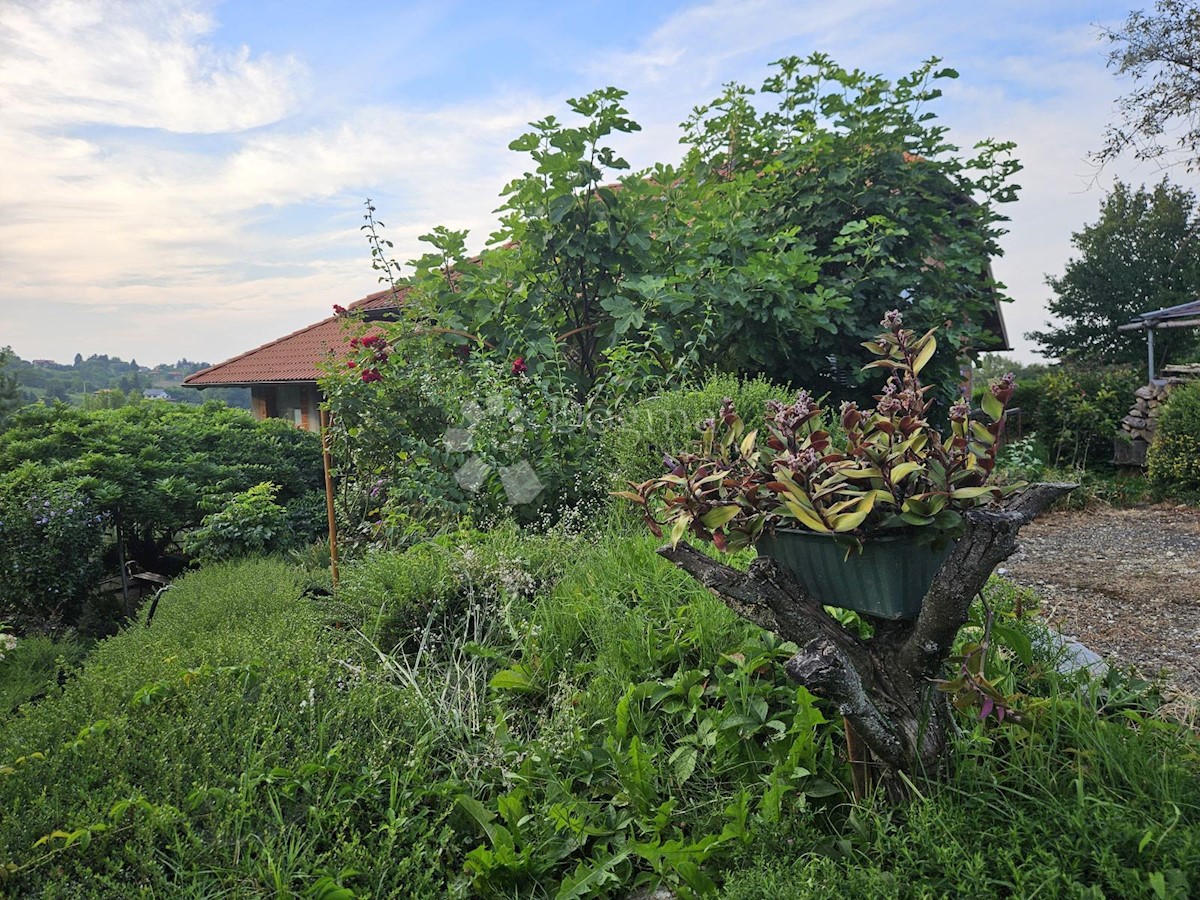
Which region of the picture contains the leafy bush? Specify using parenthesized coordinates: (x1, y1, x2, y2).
(334, 524, 575, 651)
(605, 372, 792, 488)
(0, 401, 324, 629)
(0, 630, 87, 719)
(323, 328, 605, 551)
(0, 482, 106, 630)
(396, 56, 1017, 407)
(1148, 381, 1200, 498)
(1006, 365, 1141, 471)
(182, 481, 292, 565)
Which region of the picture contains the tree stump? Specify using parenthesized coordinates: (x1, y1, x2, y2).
(657, 482, 1076, 801)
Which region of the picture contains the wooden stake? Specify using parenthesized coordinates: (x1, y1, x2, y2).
(319, 407, 339, 588)
(844, 716, 868, 801)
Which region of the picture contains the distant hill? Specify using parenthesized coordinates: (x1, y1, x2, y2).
(2, 352, 249, 410)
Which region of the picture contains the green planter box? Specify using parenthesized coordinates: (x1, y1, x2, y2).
(755, 528, 955, 620)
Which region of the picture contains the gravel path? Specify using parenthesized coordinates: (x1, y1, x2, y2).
(1002, 505, 1200, 700)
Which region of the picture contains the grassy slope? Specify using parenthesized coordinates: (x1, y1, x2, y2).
(0, 540, 1198, 899)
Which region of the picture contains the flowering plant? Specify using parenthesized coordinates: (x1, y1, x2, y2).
(617, 311, 1019, 551)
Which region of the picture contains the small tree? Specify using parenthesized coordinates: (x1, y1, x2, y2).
(394, 55, 1019, 408)
(1027, 180, 1200, 367)
(1098, 0, 1200, 170)
(0, 347, 21, 430)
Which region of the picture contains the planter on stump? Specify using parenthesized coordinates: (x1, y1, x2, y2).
(756, 529, 955, 620)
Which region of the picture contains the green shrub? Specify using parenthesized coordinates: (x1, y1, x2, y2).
(335, 524, 575, 650)
(324, 334, 606, 552)
(182, 481, 289, 565)
(604, 372, 793, 488)
(1007, 366, 1141, 471)
(1148, 381, 1200, 498)
(0, 481, 106, 630)
(0, 629, 87, 719)
(0, 402, 324, 631)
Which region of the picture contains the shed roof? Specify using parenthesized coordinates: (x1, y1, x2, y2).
(1124, 298, 1200, 328)
(183, 286, 405, 387)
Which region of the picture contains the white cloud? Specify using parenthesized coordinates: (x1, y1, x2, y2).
(2, 0, 1198, 368)
(0, 0, 302, 133)
(0, 0, 551, 362)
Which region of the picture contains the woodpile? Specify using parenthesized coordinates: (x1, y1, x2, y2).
(1116, 365, 1200, 466)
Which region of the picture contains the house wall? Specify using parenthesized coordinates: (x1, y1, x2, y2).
(249, 384, 323, 433)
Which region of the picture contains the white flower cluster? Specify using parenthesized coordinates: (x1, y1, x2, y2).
(0, 628, 17, 662)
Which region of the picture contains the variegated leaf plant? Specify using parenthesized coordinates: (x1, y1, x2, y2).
(615, 311, 1020, 553)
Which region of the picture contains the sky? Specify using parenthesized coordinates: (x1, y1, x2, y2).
(2, 0, 1197, 367)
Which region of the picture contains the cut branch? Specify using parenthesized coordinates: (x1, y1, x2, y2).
(786, 639, 907, 770)
(899, 482, 1076, 682)
(655, 483, 1076, 794)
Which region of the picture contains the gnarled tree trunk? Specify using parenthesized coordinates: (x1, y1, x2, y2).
(657, 482, 1075, 800)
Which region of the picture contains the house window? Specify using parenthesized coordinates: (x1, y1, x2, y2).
(277, 385, 308, 430)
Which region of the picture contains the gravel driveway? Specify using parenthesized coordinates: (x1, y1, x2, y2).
(1001, 504, 1200, 700)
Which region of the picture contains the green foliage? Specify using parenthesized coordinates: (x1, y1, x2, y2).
(0, 534, 1197, 896)
(401, 87, 669, 399)
(1011, 366, 1143, 471)
(182, 482, 291, 565)
(1148, 382, 1200, 498)
(385, 55, 1016, 411)
(334, 524, 573, 652)
(995, 435, 1047, 482)
(0, 560, 453, 896)
(323, 321, 608, 552)
(673, 54, 1017, 399)
(0, 630, 87, 719)
(0, 347, 20, 429)
(0, 484, 107, 630)
(623, 316, 1017, 550)
(0, 402, 324, 629)
(605, 373, 792, 489)
(1027, 181, 1200, 367)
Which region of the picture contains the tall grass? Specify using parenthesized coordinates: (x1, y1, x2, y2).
(1, 531, 1197, 897)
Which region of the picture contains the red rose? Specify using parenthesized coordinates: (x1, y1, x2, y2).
(347, 361, 357, 368)
(361, 368, 382, 383)
(333, 304, 347, 315)
(511, 357, 528, 375)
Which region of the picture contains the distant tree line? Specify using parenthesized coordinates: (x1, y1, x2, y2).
(0, 349, 249, 416)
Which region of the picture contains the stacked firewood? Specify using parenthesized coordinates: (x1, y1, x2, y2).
(1116, 365, 1200, 465)
(1120, 382, 1175, 445)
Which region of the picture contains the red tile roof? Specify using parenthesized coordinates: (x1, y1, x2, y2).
(184, 286, 406, 387)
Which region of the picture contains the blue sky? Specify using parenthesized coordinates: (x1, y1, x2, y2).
(2, 0, 1196, 366)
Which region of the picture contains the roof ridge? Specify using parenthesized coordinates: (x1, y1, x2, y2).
(183, 284, 406, 386)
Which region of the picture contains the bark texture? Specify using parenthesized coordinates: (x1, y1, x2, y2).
(658, 482, 1076, 798)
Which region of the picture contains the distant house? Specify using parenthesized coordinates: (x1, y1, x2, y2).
(182, 287, 404, 432)
(142, 388, 171, 401)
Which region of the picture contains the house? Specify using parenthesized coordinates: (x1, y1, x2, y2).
(182, 286, 405, 432)
(142, 388, 172, 401)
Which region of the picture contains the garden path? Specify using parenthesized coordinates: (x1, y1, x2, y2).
(1002, 504, 1200, 704)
